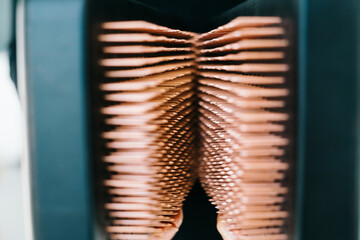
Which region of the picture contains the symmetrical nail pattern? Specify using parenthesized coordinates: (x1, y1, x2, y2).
(96, 17, 292, 240)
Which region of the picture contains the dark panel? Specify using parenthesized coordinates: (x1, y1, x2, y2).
(173, 182, 222, 240)
(300, 0, 359, 239)
(25, 0, 93, 239)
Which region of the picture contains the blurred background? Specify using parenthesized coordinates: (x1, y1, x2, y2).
(0, 0, 25, 239)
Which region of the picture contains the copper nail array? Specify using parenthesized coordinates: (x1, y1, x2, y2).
(196, 17, 290, 240)
(96, 16, 292, 240)
(98, 21, 198, 240)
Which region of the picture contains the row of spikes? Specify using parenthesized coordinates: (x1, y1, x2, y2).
(96, 16, 291, 240)
(196, 17, 291, 240)
(98, 20, 198, 240)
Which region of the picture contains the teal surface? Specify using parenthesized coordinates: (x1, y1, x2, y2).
(25, 0, 93, 239)
(0, 0, 11, 51)
(297, 0, 360, 239)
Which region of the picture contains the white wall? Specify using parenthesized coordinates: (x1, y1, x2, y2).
(0, 48, 25, 239)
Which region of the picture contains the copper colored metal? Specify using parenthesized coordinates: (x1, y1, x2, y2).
(198, 71, 286, 84)
(98, 33, 193, 44)
(196, 17, 290, 240)
(98, 20, 198, 240)
(198, 63, 289, 73)
(100, 54, 195, 67)
(199, 39, 289, 54)
(198, 51, 285, 62)
(100, 69, 194, 91)
(198, 27, 285, 48)
(198, 17, 282, 41)
(97, 17, 291, 240)
(104, 61, 193, 78)
(101, 20, 195, 38)
(103, 45, 193, 54)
